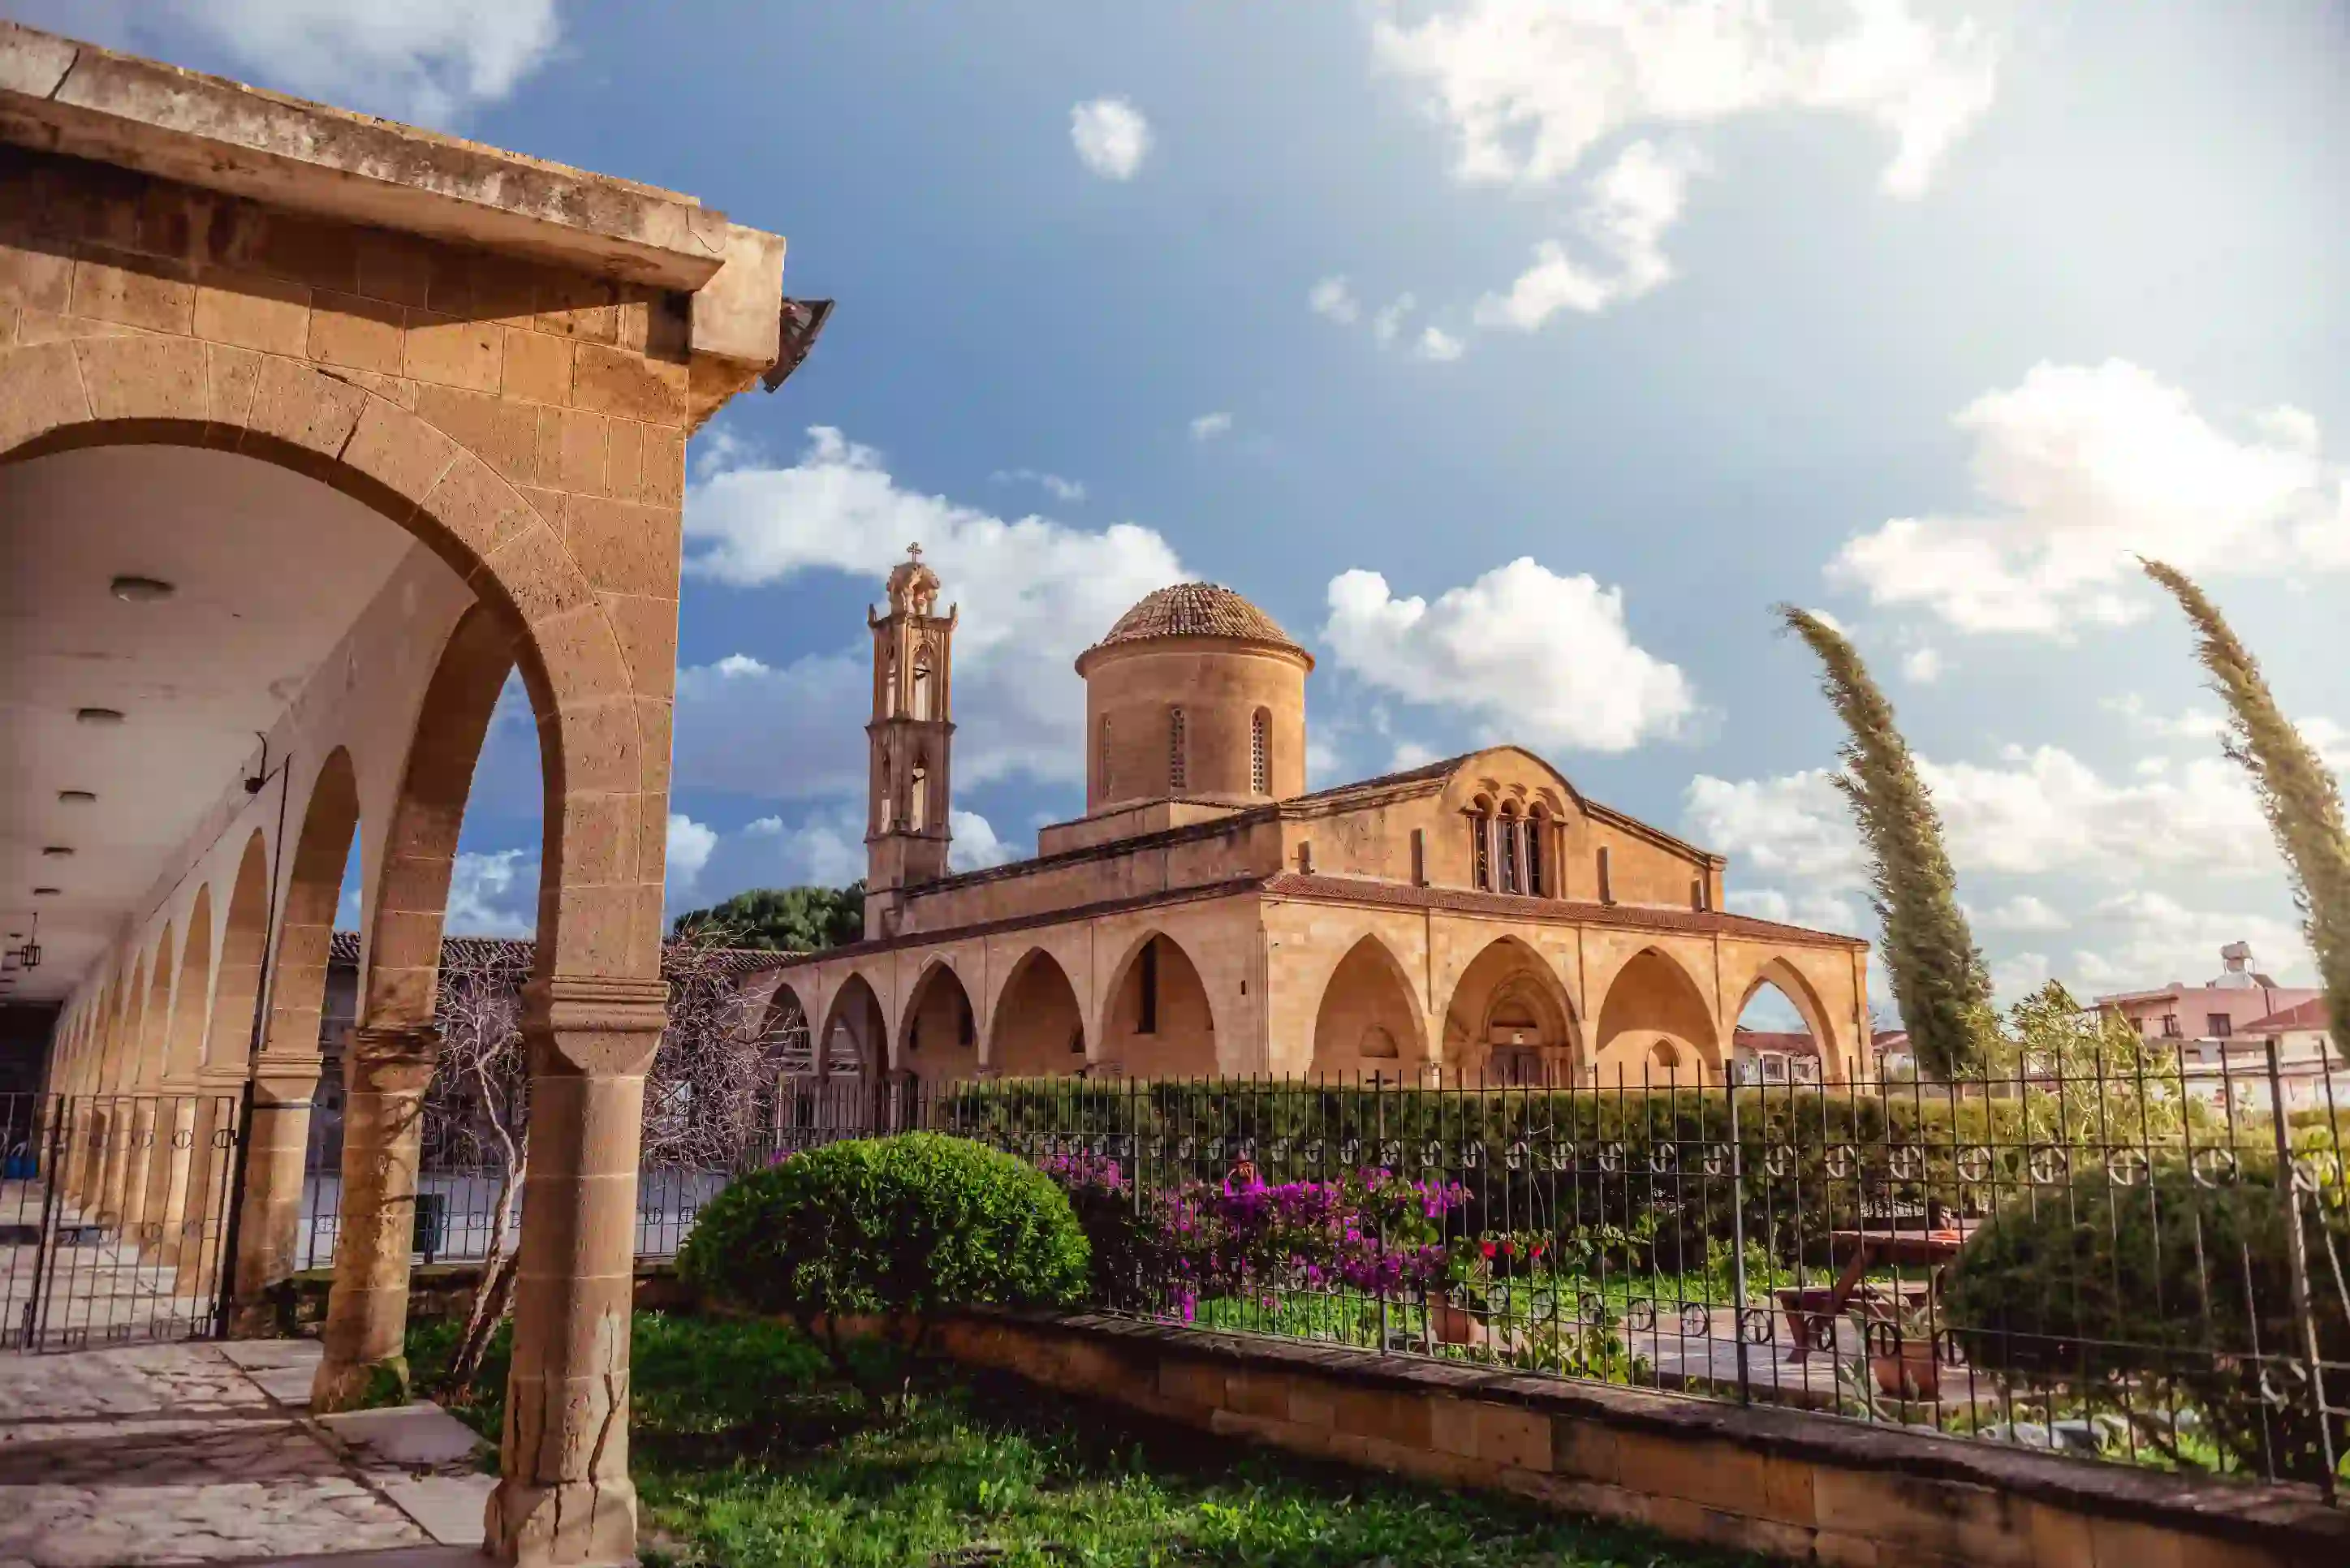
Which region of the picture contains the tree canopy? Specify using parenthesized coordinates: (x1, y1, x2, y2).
(671, 882, 866, 952)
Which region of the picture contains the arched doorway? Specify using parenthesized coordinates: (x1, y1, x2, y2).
(1101, 933, 1218, 1079)
(1592, 948, 1720, 1085)
(1442, 937, 1578, 1086)
(990, 950, 1087, 1078)
(899, 961, 979, 1089)
(1309, 936, 1425, 1082)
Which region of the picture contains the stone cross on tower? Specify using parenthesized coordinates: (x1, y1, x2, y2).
(865, 544, 958, 939)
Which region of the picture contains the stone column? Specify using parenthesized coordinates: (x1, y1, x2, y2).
(487, 976, 665, 1568)
(97, 1101, 140, 1227)
(175, 1074, 245, 1301)
(148, 1097, 197, 1266)
(311, 1023, 439, 1410)
(226, 1065, 322, 1334)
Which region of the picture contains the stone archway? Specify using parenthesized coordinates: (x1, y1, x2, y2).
(1098, 931, 1218, 1079)
(1591, 947, 1721, 1085)
(1442, 936, 1580, 1087)
(899, 958, 979, 1088)
(1309, 935, 1429, 1082)
(1731, 958, 1837, 1087)
(990, 949, 1088, 1078)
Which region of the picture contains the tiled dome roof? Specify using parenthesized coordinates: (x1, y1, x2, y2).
(1092, 583, 1302, 653)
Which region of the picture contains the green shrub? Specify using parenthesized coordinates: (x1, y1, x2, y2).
(1940, 1166, 2348, 1483)
(679, 1133, 1090, 1344)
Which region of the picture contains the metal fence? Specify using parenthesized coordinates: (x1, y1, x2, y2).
(292, 1041, 2348, 1497)
(0, 1092, 244, 1350)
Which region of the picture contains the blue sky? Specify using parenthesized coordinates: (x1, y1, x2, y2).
(33, 1, 2350, 1010)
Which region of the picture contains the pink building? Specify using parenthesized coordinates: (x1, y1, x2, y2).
(2095, 944, 2339, 1111)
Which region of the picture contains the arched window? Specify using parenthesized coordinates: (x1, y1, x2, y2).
(1524, 807, 1546, 897)
(1100, 716, 1115, 799)
(909, 764, 928, 831)
(1469, 795, 1494, 890)
(911, 644, 934, 720)
(1250, 709, 1270, 795)
(882, 650, 899, 717)
(1168, 707, 1188, 793)
(1497, 803, 1520, 893)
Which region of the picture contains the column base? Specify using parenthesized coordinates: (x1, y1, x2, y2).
(485, 1473, 640, 1567)
(310, 1350, 409, 1412)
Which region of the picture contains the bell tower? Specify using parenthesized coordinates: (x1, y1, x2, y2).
(865, 544, 956, 939)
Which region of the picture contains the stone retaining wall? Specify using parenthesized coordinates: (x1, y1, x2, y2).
(931, 1311, 2348, 1568)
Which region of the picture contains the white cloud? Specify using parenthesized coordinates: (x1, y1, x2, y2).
(133, 0, 560, 125)
(2068, 893, 2310, 994)
(681, 428, 1187, 795)
(1416, 325, 1467, 362)
(1976, 894, 2067, 933)
(948, 810, 1023, 872)
(1323, 558, 1695, 753)
(1728, 885, 1861, 934)
(1309, 276, 1361, 325)
(445, 849, 536, 938)
(1071, 97, 1153, 179)
(1830, 361, 2350, 635)
(1372, 0, 2000, 199)
(991, 469, 1087, 502)
(1688, 745, 2282, 887)
(1188, 411, 1234, 441)
(665, 813, 718, 893)
(1372, 294, 1416, 347)
(1901, 646, 1943, 683)
(1473, 140, 1702, 328)
(737, 811, 868, 890)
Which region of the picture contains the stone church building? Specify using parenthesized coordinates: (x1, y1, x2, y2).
(753, 551, 1870, 1088)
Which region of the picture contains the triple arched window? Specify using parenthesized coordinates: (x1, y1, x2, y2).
(1468, 797, 1550, 896)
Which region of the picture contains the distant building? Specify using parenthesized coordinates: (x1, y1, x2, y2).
(2095, 944, 2338, 1112)
(1730, 1027, 1822, 1086)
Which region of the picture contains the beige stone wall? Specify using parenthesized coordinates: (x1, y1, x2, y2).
(897, 814, 1285, 936)
(938, 1313, 2339, 1568)
(1082, 638, 1307, 812)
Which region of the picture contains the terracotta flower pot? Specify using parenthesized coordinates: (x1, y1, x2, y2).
(1870, 1338, 1940, 1401)
(1430, 1297, 1490, 1347)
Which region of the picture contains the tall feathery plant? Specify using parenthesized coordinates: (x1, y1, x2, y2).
(2141, 558, 2350, 1066)
(1779, 606, 1994, 1077)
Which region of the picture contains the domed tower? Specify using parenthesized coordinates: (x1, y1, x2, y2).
(1075, 583, 1312, 812)
(865, 545, 956, 938)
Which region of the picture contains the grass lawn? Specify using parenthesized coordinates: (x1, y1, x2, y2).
(412, 1312, 1775, 1568)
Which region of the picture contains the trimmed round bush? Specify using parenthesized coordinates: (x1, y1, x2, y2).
(1940, 1166, 2348, 1482)
(679, 1133, 1090, 1330)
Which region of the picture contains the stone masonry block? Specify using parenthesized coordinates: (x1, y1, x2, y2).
(1223, 1371, 1291, 1421)
(403, 308, 502, 392)
(246, 354, 368, 457)
(70, 246, 194, 332)
(205, 344, 262, 428)
(1550, 1415, 1619, 1483)
(1810, 1467, 2032, 1568)
(191, 268, 311, 355)
(550, 698, 640, 796)
(1331, 1386, 1434, 1450)
(428, 452, 541, 565)
(339, 398, 459, 511)
(602, 415, 646, 500)
(565, 497, 683, 598)
(501, 325, 573, 405)
(534, 605, 635, 708)
(307, 289, 405, 373)
(74, 334, 207, 421)
(416, 383, 541, 483)
(1429, 1397, 1480, 1459)
(0, 342, 88, 454)
(1615, 1431, 1779, 1522)
(1158, 1359, 1227, 1411)
(571, 342, 687, 424)
(538, 405, 610, 496)
(0, 238, 72, 312)
(1472, 1402, 1552, 1473)
(1287, 1382, 1339, 1429)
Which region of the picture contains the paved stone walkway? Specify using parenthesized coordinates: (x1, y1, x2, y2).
(0, 1339, 494, 1566)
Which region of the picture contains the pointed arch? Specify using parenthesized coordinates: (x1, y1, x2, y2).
(163, 886, 215, 1087)
(1592, 946, 1721, 1084)
(135, 923, 176, 1090)
(1310, 934, 1429, 1080)
(261, 747, 361, 1078)
(899, 957, 979, 1087)
(817, 971, 888, 1082)
(1731, 956, 1839, 1085)
(364, 605, 519, 1032)
(205, 832, 272, 1075)
(757, 976, 818, 1077)
(1099, 929, 1218, 1079)
(1442, 935, 1580, 1086)
(990, 948, 1087, 1077)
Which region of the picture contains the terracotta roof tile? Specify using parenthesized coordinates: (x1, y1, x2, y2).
(1092, 583, 1302, 653)
(1258, 874, 1867, 948)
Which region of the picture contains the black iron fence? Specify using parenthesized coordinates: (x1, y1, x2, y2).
(291, 1043, 2347, 1497)
(0, 1092, 244, 1350)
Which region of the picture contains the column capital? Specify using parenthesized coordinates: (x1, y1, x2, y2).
(350, 1022, 442, 1062)
(522, 972, 667, 1077)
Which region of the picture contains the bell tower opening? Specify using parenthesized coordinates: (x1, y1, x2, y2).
(865, 544, 957, 939)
